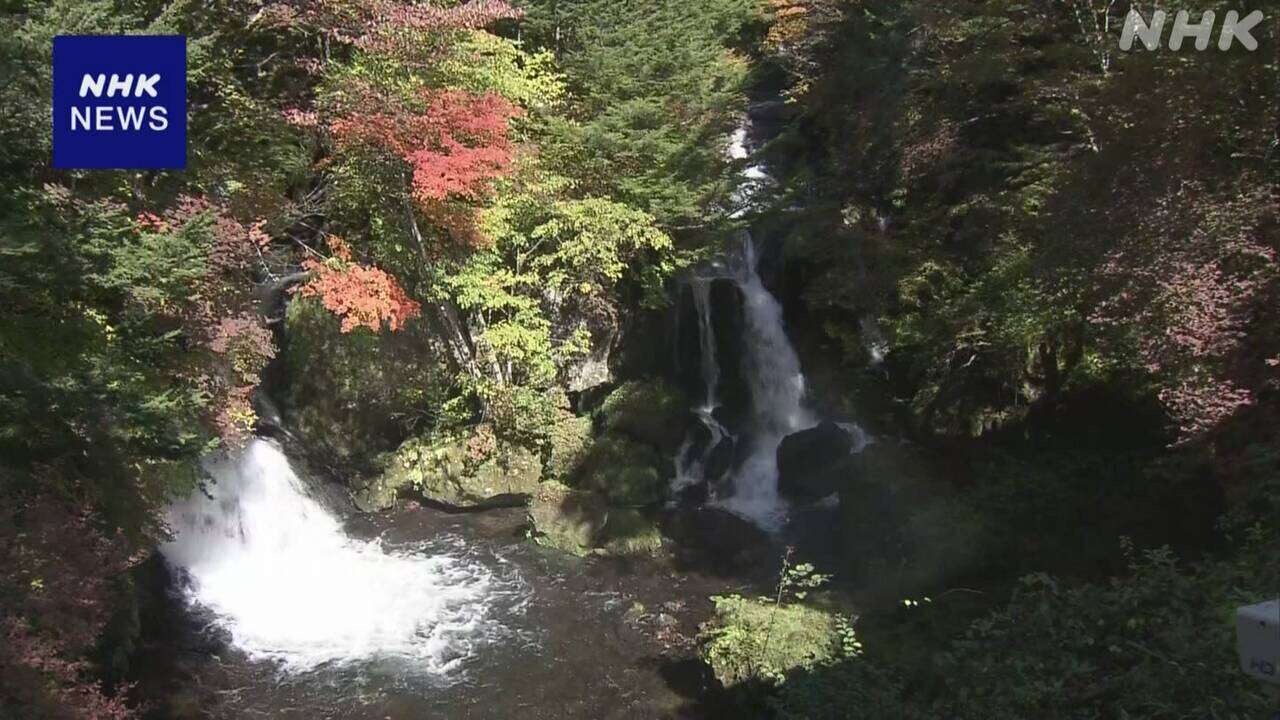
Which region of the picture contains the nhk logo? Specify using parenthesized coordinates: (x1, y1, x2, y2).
(1121, 9, 1264, 51)
(53, 35, 186, 169)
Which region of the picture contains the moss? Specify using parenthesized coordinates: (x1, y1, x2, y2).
(282, 298, 445, 475)
(527, 481, 607, 556)
(599, 508, 665, 556)
(360, 429, 542, 511)
(572, 433, 670, 506)
(597, 379, 690, 453)
(527, 484, 667, 557)
(545, 412, 593, 481)
(698, 595, 843, 689)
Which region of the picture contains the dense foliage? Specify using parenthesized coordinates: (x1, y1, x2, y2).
(702, 0, 1280, 716)
(0, 0, 755, 713)
(1, 0, 1276, 717)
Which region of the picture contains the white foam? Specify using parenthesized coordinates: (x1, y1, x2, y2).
(161, 440, 509, 674)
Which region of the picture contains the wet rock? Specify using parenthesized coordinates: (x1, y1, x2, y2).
(678, 420, 737, 501)
(528, 485, 667, 557)
(623, 602, 648, 625)
(674, 278, 749, 421)
(660, 506, 772, 573)
(776, 421, 857, 501)
(599, 508, 666, 557)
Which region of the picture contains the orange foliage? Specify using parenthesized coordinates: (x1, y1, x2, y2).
(297, 236, 422, 333)
(330, 87, 521, 246)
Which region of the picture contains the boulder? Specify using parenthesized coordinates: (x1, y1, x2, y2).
(597, 379, 691, 454)
(573, 433, 671, 507)
(660, 506, 772, 572)
(677, 419, 737, 500)
(599, 508, 666, 557)
(360, 431, 542, 512)
(528, 482, 607, 556)
(776, 421, 858, 500)
(281, 297, 444, 476)
(527, 484, 667, 557)
(674, 279, 749, 420)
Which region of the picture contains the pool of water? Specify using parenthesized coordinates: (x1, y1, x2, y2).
(135, 503, 758, 719)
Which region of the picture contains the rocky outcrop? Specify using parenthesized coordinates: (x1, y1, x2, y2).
(674, 278, 750, 422)
(572, 434, 671, 506)
(776, 421, 859, 500)
(355, 430, 541, 512)
(280, 298, 445, 477)
(660, 506, 772, 572)
(527, 482, 665, 557)
(596, 378, 691, 454)
(525, 379, 692, 556)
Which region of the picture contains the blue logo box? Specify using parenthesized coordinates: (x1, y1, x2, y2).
(52, 35, 186, 169)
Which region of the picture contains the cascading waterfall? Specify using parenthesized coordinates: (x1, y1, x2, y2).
(162, 440, 514, 674)
(713, 234, 817, 528)
(675, 112, 864, 528)
(673, 278, 732, 493)
(675, 233, 820, 529)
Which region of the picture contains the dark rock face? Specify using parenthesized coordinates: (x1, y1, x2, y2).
(776, 421, 858, 500)
(673, 278, 749, 422)
(659, 506, 772, 573)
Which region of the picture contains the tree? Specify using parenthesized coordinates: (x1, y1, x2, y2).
(296, 235, 423, 333)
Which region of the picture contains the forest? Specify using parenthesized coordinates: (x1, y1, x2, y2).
(1, 0, 1278, 717)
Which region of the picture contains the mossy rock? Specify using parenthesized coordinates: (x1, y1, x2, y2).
(282, 298, 445, 475)
(597, 379, 691, 454)
(528, 482, 608, 556)
(527, 484, 666, 557)
(698, 595, 843, 689)
(546, 412, 593, 481)
(360, 431, 542, 512)
(599, 508, 666, 556)
(572, 433, 671, 506)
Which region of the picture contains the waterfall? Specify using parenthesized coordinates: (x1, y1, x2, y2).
(675, 112, 862, 529)
(161, 440, 511, 674)
(674, 279, 732, 493)
(713, 234, 817, 528)
(675, 232, 819, 529)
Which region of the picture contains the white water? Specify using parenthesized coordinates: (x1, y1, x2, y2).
(676, 116, 868, 528)
(674, 278, 733, 493)
(162, 440, 510, 674)
(714, 234, 817, 528)
(728, 126, 769, 217)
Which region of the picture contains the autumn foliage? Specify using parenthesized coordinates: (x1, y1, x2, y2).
(1, 497, 140, 719)
(261, 0, 522, 49)
(331, 87, 521, 244)
(137, 197, 278, 444)
(297, 236, 423, 333)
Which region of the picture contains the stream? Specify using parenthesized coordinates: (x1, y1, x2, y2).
(142, 440, 761, 719)
(143, 106, 853, 719)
